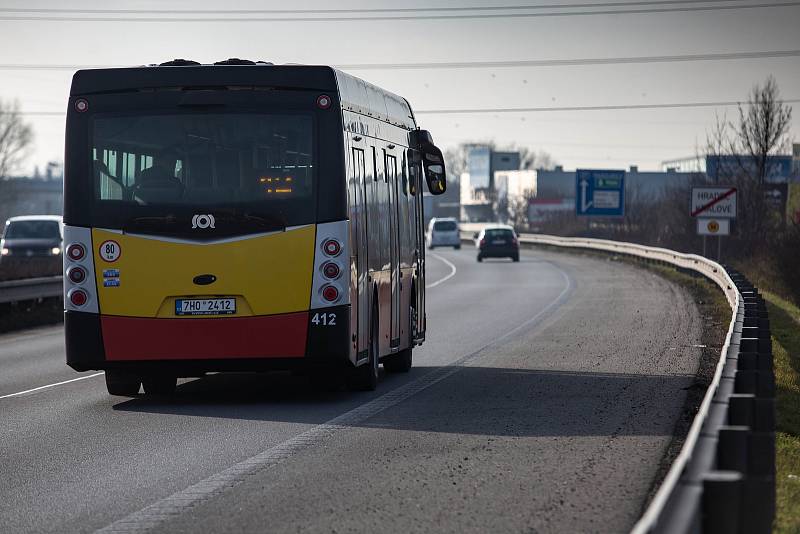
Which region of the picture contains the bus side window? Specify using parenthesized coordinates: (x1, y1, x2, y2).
(406, 149, 420, 196)
(400, 152, 408, 196)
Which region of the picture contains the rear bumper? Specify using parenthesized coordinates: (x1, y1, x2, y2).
(65, 306, 350, 373)
(479, 246, 519, 257)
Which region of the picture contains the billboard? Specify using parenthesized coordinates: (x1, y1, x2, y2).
(706, 155, 794, 183)
(467, 146, 491, 189)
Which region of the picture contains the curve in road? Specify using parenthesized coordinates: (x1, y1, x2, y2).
(0, 246, 704, 534)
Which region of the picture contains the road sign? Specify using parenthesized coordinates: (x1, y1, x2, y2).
(691, 187, 737, 218)
(575, 169, 625, 216)
(697, 218, 730, 236)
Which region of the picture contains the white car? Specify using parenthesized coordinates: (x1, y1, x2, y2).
(426, 218, 461, 249)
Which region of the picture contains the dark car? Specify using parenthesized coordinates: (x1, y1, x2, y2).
(0, 216, 63, 265)
(475, 226, 519, 262)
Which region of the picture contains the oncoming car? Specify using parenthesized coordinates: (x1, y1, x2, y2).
(426, 217, 460, 249)
(0, 215, 63, 264)
(475, 225, 519, 262)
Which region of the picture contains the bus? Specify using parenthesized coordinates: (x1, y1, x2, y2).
(63, 59, 447, 396)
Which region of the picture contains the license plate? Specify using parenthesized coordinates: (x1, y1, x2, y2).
(492, 239, 506, 245)
(175, 298, 236, 316)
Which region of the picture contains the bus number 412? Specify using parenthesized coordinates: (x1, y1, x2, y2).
(311, 312, 336, 326)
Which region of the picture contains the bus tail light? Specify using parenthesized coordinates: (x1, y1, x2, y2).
(321, 285, 339, 302)
(63, 225, 99, 314)
(321, 261, 340, 280)
(68, 288, 88, 307)
(67, 243, 85, 261)
(322, 238, 341, 257)
(67, 266, 87, 284)
(311, 221, 350, 309)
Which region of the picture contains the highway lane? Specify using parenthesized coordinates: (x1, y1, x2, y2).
(0, 246, 704, 533)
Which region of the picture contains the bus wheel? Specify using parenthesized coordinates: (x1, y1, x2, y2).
(347, 309, 379, 391)
(142, 375, 177, 396)
(105, 371, 141, 396)
(384, 305, 414, 373)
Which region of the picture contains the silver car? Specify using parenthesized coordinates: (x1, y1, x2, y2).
(426, 217, 461, 250)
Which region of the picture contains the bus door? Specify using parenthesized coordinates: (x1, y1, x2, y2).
(351, 141, 369, 358)
(408, 149, 426, 339)
(385, 150, 401, 349)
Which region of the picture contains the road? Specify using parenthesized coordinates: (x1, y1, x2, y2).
(0, 246, 704, 534)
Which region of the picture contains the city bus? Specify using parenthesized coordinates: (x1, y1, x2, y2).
(63, 59, 447, 396)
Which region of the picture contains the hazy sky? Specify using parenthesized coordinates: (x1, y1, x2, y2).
(1, 0, 798, 174)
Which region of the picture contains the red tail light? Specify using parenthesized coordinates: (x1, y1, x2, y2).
(321, 285, 339, 302)
(322, 239, 341, 257)
(67, 243, 85, 261)
(69, 289, 88, 307)
(479, 239, 486, 247)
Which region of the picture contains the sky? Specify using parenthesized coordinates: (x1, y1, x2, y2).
(0, 0, 798, 175)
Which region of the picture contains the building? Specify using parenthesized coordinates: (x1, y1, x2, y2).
(460, 146, 521, 222)
(0, 176, 63, 226)
(520, 165, 697, 226)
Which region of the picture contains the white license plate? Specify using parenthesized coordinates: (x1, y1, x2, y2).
(492, 239, 506, 245)
(175, 298, 236, 316)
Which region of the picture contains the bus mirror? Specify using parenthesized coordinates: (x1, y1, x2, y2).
(422, 146, 447, 195)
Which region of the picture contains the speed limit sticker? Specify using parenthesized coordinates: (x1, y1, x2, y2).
(99, 240, 121, 262)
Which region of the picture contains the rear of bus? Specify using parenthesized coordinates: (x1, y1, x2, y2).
(63, 65, 352, 393)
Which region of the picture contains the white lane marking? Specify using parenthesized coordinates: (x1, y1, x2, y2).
(96, 262, 573, 534)
(0, 372, 104, 401)
(426, 252, 457, 289)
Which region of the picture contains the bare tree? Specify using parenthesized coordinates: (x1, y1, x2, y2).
(0, 99, 33, 179)
(733, 75, 793, 185)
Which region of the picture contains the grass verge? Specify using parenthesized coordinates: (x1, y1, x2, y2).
(762, 291, 800, 534)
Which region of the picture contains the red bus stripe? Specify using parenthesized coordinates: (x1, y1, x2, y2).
(101, 313, 308, 360)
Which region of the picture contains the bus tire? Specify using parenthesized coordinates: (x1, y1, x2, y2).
(384, 305, 414, 373)
(105, 370, 141, 396)
(142, 375, 177, 396)
(347, 307, 379, 391)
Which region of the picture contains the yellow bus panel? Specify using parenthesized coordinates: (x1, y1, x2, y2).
(91, 225, 316, 318)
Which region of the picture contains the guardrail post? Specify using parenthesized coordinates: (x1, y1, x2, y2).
(702, 471, 742, 534)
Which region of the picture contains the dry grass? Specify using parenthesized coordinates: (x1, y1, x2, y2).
(762, 291, 800, 534)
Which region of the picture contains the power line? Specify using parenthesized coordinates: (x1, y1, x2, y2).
(13, 99, 800, 117)
(414, 99, 800, 113)
(0, 49, 798, 71)
(0, 0, 763, 15)
(0, 1, 796, 22)
(341, 50, 800, 69)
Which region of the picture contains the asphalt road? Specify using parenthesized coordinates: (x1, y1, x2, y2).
(0, 245, 704, 534)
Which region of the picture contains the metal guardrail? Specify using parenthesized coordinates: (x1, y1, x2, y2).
(0, 275, 63, 304)
(461, 230, 775, 534)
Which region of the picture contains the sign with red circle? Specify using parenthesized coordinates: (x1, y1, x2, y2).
(99, 240, 121, 262)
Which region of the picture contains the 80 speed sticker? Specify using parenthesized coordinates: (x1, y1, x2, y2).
(99, 240, 121, 262)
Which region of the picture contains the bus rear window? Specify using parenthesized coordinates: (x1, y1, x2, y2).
(433, 221, 457, 232)
(91, 113, 313, 207)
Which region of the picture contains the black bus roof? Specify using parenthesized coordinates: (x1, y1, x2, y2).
(70, 64, 417, 130)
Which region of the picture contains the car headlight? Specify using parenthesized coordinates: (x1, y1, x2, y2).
(1, 247, 9, 256)
(51, 247, 62, 255)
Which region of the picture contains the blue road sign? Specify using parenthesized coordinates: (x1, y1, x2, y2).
(575, 169, 625, 217)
